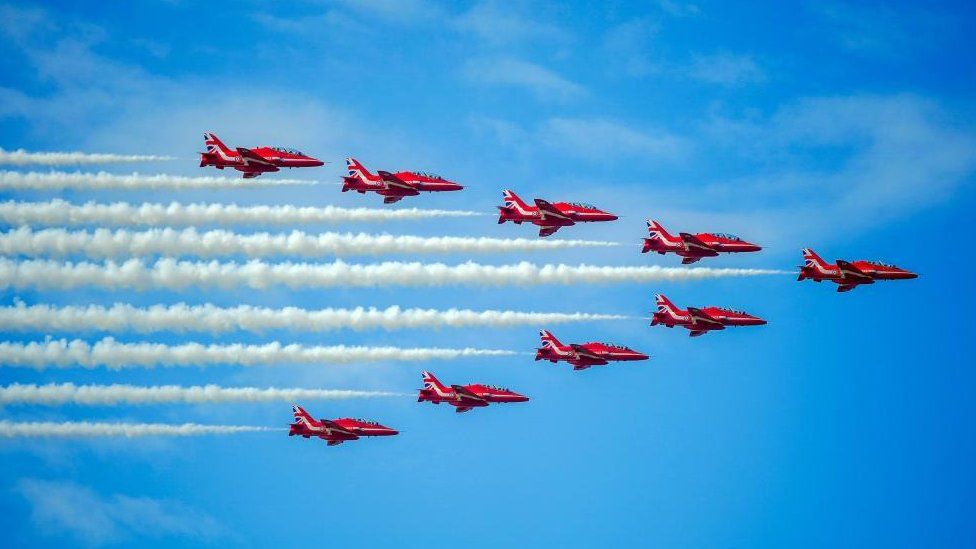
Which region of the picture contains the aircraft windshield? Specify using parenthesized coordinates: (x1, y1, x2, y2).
(411, 171, 443, 180)
(709, 233, 741, 241)
(864, 260, 896, 267)
(485, 384, 509, 391)
(570, 202, 596, 209)
(599, 342, 626, 349)
(717, 308, 746, 314)
(356, 418, 378, 425)
(272, 147, 305, 155)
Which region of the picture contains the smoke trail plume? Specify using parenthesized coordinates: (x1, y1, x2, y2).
(0, 338, 516, 370)
(0, 383, 407, 406)
(0, 171, 313, 190)
(0, 148, 174, 166)
(0, 420, 275, 438)
(0, 258, 787, 291)
(0, 302, 628, 334)
(0, 199, 483, 226)
(0, 227, 618, 259)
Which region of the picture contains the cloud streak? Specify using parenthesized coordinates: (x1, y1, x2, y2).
(0, 147, 174, 165)
(0, 420, 276, 438)
(0, 171, 314, 190)
(0, 199, 484, 227)
(0, 338, 517, 370)
(0, 258, 786, 291)
(0, 302, 629, 334)
(0, 227, 618, 259)
(0, 383, 408, 406)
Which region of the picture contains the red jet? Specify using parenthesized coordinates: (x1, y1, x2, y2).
(199, 132, 324, 179)
(288, 404, 398, 446)
(651, 294, 766, 337)
(642, 220, 762, 264)
(535, 330, 648, 371)
(417, 371, 528, 413)
(497, 190, 618, 237)
(798, 248, 918, 292)
(342, 157, 464, 204)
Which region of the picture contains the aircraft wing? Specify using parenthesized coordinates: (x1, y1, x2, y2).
(678, 233, 718, 256)
(236, 147, 279, 170)
(450, 384, 487, 405)
(378, 171, 420, 192)
(686, 307, 725, 331)
(570, 344, 609, 365)
(572, 364, 593, 371)
(455, 406, 474, 413)
(681, 257, 702, 265)
(534, 199, 575, 225)
(538, 225, 561, 237)
(836, 260, 874, 283)
(383, 196, 404, 204)
(319, 419, 358, 439)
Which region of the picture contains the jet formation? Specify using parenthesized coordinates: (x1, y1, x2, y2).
(199, 133, 324, 179)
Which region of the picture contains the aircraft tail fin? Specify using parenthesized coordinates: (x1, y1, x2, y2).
(654, 293, 684, 321)
(291, 404, 316, 427)
(204, 132, 233, 156)
(502, 190, 532, 214)
(539, 329, 564, 349)
(802, 248, 829, 270)
(346, 157, 375, 181)
(421, 370, 448, 393)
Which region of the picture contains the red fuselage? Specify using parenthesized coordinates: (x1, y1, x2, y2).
(289, 405, 397, 446)
(536, 331, 648, 370)
(642, 220, 761, 264)
(200, 133, 324, 179)
(343, 158, 463, 203)
(418, 372, 528, 413)
(652, 294, 766, 337)
(798, 249, 917, 292)
(498, 191, 617, 237)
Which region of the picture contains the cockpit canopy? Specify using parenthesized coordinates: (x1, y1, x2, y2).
(863, 260, 897, 268)
(484, 384, 509, 391)
(715, 307, 746, 315)
(272, 147, 305, 156)
(411, 171, 443, 180)
(569, 202, 596, 209)
(599, 342, 627, 349)
(708, 233, 741, 241)
(355, 418, 379, 425)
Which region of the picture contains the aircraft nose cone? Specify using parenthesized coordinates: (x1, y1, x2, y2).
(904, 271, 919, 279)
(606, 213, 619, 221)
(514, 394, 530, 402)
(309, 159, 325, 167)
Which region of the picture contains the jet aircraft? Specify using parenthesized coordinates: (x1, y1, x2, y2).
(535, 330, 648, 370)
(418, 371, 528, 413)
(199, 132, 324, 178)
(651, 294, 766, 337)
(288, 405, 398, 446)
(497, 190, 618, 237)
(642, 220, 761, 264)
(342, 157, 463, 203)
(797, 248, 917, 292)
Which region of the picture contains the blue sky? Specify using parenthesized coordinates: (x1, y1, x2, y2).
(0, 0, 974, 546)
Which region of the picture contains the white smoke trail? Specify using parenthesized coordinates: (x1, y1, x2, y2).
(0, 148, 174, 166)
(0, 420, 276, 438)
(0, 227, 618, 259)
(0, 258, 787, 291)
(0, 302, 629, 334)
(0, 383, 407, 406)
(0, 199, 484, 226)
(0, 338, 516, 370)
(0, 171, 314, 190)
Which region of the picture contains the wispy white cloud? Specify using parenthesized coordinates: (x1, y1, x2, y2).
(0, 258, 787, 291)
(16, 478, 225, 545)
(0, 302, 629, 334)
(463, 57, 586, 101)
(656, 0, 701, 17)
(7, 423, 273, 438)
(0, 338, 516, 370)
(542, 118, 689, 161)
(0, 383, 407, 406)
(602, 19, 659, 77)
(0, 199, 484, 228)
(0, 226, 618, 259)
(453, 1, 569, 46)
(687, 53, 765, 86)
